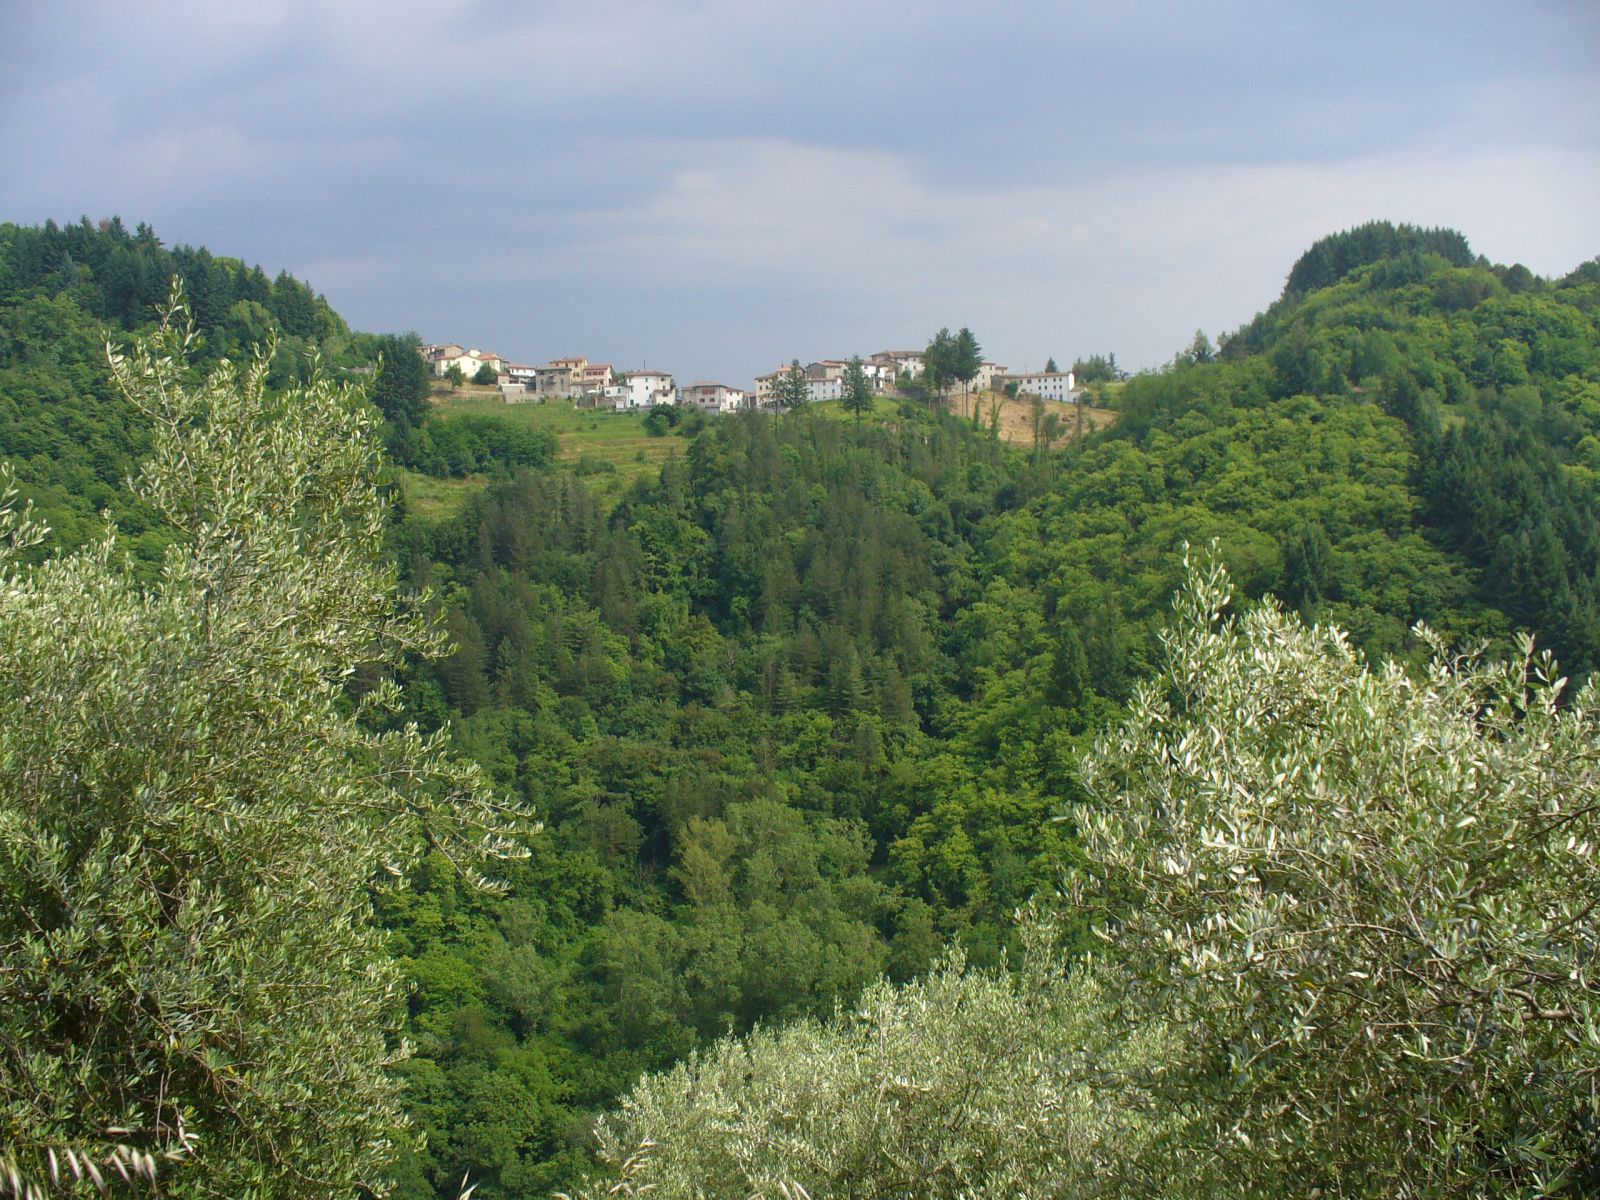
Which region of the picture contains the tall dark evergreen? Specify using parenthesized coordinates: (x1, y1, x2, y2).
(774, 358, 809, 409)
(953, 326, 982, 390)
(842, 355, 873, 420)
(1283, 220, 1475, 296)
(370, 332, 432, 430)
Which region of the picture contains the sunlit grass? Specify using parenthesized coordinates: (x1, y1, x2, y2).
(396, 470, 486, 521)
(407, 392, 690, 516)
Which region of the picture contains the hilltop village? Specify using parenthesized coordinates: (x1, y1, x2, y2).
(419, 342, 1080, 412)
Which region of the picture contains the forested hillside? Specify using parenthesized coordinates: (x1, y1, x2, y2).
(374, 224, 1600, 1195)
(3, 218, 1597, 1197)
(0, 218, 557, 573)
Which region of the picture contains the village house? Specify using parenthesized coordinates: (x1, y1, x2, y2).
(498, 362, 537, 403)
(557, 363, 614, 407)
(421, 343, 463, 372)
(805, 376, 843, 403)
(870, 349, 925, 381)
(422, 344, 505, 379)
(619, 369, 677, 409)
(753, 367, 789, 408)
(534, 363, 577, 398)
(974, 361, 1009, 392)
(530, 357, 590, 398)
(754, 356, 908, 405)
(996, 369, 1078, 403)
(862, 360, 899, 391)
(681, 382, 748, 413)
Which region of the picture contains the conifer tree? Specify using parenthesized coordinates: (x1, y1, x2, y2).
(842, 355, 873, 421)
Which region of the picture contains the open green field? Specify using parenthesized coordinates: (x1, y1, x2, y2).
(397, 469, 489, 522)
(400, 390, 692, 518)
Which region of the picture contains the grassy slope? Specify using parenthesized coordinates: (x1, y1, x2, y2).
(400, 385, 1120, 520)
(398, 388, 689, 518)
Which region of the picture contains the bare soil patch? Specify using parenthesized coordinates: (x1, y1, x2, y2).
(943, 390, 1117, 448)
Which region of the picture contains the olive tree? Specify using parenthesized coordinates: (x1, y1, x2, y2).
(0, 294, 534, 1199)
(574, 926, 1166, 1200)
(1075, 550, 1600, 1198)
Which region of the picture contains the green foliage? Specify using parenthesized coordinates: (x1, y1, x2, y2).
(954, 326, 981, 387)
(774, 359, 808, 410)
(473, 362, 499, 386)
(1074, 552, 1600, 1196)
(372, 332, 433, 431)
(10, 216, 1600, 1197)
(379, 407, 1096, 1195)
(1211, 232, 1600, 672)
(842, 355, 873, 420)
(1071, 352, 1123, 384)
(1284, 220, 1475, 296)
(0, 219, 377, 567)
(398, 413, 558, 478)
(577, 927, 1163, 1200)
(0, 297, 534, 1199)
(387, 222, 1600, 1185)
(642, 403, 681, 436)
(922, 326, 980, 400)
(1180, 328, 1214, 365)
(0, 218, 345, 351)
(579, 556, 1600, 1198)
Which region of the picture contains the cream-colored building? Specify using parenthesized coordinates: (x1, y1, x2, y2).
(974, 361, 1009, 392)
(423, 344, 504, 379)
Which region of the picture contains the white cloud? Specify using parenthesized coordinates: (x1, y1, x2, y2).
(542, 139, 1600, 377)
(2, 0, 1594, 383)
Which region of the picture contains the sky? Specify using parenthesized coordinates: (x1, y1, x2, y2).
(2, 0, 1597, 387)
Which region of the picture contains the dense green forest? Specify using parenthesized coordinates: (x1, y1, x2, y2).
(2, 218, 1597, 1196)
